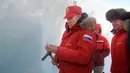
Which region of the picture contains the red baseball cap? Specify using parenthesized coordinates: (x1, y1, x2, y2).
(64, 6, 82, 19)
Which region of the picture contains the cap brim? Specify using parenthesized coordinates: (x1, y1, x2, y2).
(63, 13, 76, 19)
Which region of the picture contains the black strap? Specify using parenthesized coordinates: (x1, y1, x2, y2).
(128, 20, 130, 50)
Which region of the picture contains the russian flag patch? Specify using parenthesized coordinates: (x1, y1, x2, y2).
(83, 35, 92, 41)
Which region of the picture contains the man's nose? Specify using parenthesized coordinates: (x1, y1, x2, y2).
(67, 20, 70, 23)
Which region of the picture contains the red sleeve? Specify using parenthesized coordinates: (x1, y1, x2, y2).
(56, 31, 96, 65)
(101, 36, 110, 57)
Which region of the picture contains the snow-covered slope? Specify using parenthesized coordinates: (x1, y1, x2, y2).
(0, 0, 72, 73)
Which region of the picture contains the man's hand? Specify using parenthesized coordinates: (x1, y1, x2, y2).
(45, 44, 58, 54)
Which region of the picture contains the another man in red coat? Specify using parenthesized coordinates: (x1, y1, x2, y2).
(106, 8, 130, 73)
(45, 6, 96, 73)
(93, 24, 110, 73)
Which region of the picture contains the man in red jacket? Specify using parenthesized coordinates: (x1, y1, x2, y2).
(93, 24, 110, 73)
(106, 8, 130, 73)
(45, 6, 97, 73)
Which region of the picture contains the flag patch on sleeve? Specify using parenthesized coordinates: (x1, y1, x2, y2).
(83, 35, 92, 41)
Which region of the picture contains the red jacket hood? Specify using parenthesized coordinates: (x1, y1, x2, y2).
(95, 24, 102, 34)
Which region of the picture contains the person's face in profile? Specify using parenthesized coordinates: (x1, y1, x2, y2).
(111, 19, 124, 30)
(67, 14, 81, 28)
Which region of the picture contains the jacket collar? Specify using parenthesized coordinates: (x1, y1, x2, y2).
(65, 22, 83, 32)
(111, 26, 124, 34)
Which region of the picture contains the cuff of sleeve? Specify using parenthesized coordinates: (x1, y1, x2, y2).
(56, 46, 64, 59)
